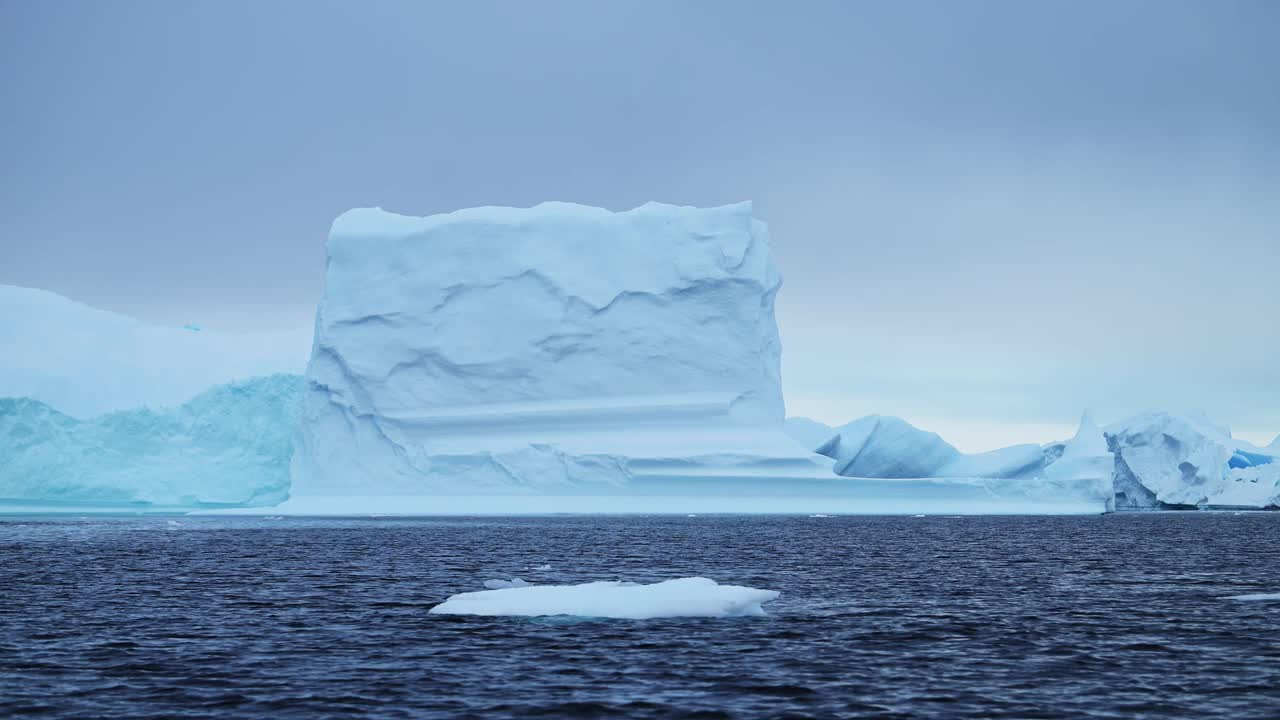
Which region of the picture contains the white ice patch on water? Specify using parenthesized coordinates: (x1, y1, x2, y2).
(1223, 592, 1280, 602)
(482, 578, 530, 590)
(430, 577, 779, 619)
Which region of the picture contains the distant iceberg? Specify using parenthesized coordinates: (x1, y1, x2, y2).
(429, 577, 780, 618)
(1105, 411, 1279, 509)
(0, 375, 301, 510)
(815, 414, 1047, 480)
(0, 284, 308, 418)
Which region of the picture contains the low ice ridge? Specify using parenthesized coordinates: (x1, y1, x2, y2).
(429, 577, 780, 618)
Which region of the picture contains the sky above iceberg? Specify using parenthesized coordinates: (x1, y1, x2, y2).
(2, 0, 1277, 450)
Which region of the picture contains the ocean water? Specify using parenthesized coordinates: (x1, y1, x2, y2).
(2, 514, 1278, 719)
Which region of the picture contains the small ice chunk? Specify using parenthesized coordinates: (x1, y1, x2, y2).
(431, 577, 779, 619)
(1224, 592, 1280, 602)
(809, 514, 831, 518)
(482, 578, 531, 590)
(529, 564, 552, 571)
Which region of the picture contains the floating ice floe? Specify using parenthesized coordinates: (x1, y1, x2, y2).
(1223, 593, 1280, 602)
(430, 577, 779, 619)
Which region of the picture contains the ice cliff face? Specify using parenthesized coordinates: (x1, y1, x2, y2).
(815, 415, 1046, 480)
(291, 202, 827, 498)
(1105, 411, 1280, 509)
(0, 284, 309, 417)
(0, 375, 301, 509)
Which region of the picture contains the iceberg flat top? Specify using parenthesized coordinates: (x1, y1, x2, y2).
(428, 577, 780, 619)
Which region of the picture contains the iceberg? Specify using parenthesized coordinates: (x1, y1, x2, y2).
(288, 201, 831, 506)
(429, 577, 780, 618)
(0, 375, 301, 511)
(815, 414, 1045, 480)
(1105, 411, 1280, 509)
(0, 284, 309, 418)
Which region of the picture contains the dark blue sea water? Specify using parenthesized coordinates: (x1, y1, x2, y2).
(2, 514, 1279, 719)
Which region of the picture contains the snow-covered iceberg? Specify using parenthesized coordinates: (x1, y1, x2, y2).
(288, 202, 831, 506)
(1105, 411, 1280, 509)
(0, 375, 301, 511)
(429, 577, 780, 618)
(815, 415, 1046, 480)
(0, 284, 309, 418)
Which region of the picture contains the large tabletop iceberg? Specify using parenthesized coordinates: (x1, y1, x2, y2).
(289, 201, 832, 506)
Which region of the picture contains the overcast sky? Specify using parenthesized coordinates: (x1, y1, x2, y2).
(2, 0, 1277, 449)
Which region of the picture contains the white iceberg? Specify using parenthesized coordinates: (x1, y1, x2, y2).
(0, 284, 309, 418)
(1105, 411, 1280, 509)
(288, 201, 830, 506)
(429, 577, 779, 618)
(0, 375, 300, 511)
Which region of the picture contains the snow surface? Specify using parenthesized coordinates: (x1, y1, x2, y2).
(291, 202, 830, 499)
(0, 284, 309, 418)
(0, 375, 301, 510)
(783, 417, 836, 451)
(1105, 411, 1280, 509)
(816, 415, 1045, 480)
(429, 577, 779, 618)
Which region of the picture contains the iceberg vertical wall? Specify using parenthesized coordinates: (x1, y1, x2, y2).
(289, 202, 830, 504)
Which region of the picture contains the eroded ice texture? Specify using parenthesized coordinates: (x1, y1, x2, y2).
(290, 202, 829, 499)
(1105, 411, 1280, 509)
(429, 577, 780, 618)
(0, 284, 309, 418)
(0, 375, 301, 510)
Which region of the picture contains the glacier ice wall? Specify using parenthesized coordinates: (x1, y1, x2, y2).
(291, 201, 829, 499)
(0, 284, 309, 417)
(0, 375, 301, 510)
